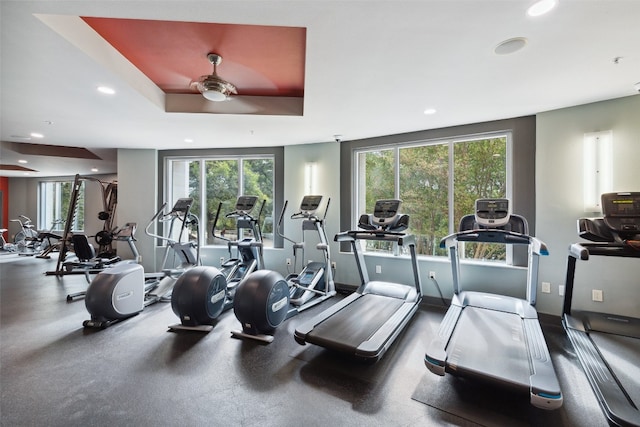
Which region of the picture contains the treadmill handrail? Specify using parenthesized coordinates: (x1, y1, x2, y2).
(335, 230, 414, 246)
(570, 241, 640, 259)
(441, 228, 547, 305)
(568, 243, 590, 260)
(440, 228, 549, 256)
(563, 240, 640, 316)
(335, 229, 421, 294)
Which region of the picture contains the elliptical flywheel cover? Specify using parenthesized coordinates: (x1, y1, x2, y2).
(171, 266, 227, 326)
(233, 270, 289, 334)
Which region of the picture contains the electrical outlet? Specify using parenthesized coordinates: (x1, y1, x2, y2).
(592, 289, 604, 302)
(542, 282, 551, 293)
(286, 258, 292, 266)
(559, 285, 565, 296)
(429, 271, 436, 279)
(375, 265, 382, 274)
(331, 261, 336, 269)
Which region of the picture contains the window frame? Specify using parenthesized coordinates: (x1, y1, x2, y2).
(159, 146, 284, 249)
(38, 179, 83, 232)
(352, 131, 512, 235)
(340, 117, 536, 266)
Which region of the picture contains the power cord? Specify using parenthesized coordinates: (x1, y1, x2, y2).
(430, 277, 447, 306)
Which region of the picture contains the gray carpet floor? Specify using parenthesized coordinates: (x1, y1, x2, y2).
(1, 255, 610, 426)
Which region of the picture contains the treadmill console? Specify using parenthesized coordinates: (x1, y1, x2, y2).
(235, 196, 258, 215)
(602, 192, 640, 236)
(299, 195, 323, 214)
(371, 199, 402, 227)
(475, 198, 511, 228)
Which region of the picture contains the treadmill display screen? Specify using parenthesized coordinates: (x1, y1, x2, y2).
(602, 192, 640, 234)
(475, 198, 510, 227)
(602, 193, 640, 217)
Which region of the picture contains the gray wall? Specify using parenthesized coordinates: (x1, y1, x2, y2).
(116, 149, 157, 271)
(536, 94, 640, 317)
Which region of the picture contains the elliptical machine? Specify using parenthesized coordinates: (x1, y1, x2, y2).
(212, 195, 265, 311)
(82, 198, 198, 329)
(231, 195, 336, 343)
(167, 196, 265, 332)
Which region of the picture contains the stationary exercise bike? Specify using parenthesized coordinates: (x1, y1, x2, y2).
(167, 196, 265, 332)
(82, 198, 199, 329)
(231, 195, 336, 343)
(10, 215, 41, 255)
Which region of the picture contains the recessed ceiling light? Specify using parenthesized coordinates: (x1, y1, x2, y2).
(30, 132, 44, 138)
(424, 108, 437, 115)
(527, 0, 557, 17)
(97, 86, 115, 95)
(18, 159, 28, 164)
(494, 37, 528, 55)
(184, 138, 194, 143)
(91, 167, 99, 172)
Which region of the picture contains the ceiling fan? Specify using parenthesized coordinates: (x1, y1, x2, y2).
(193, 53, 237, 102)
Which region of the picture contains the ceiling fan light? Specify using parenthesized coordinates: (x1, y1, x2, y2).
(194, 52, 238, 102)
(202, 89, 228, 102)
(196, 76, 237, 102)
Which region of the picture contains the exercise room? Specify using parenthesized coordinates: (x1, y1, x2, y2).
(1, 1, 639, 426)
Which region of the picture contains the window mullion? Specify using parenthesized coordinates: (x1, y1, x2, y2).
(394, 146, 400, 199)
(200, 159, 206, 244)
(448, 140, 455, 234)
(238, 158, 244, 195)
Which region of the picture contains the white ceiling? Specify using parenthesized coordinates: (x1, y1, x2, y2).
(2, 0, 639, 178)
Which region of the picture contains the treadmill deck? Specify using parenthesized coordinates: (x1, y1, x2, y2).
(306, 293, 405, 353)
(446, 306, 531, 390)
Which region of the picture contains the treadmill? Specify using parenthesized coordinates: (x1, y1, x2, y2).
(294, 199, 422, 362)
(424, 199, 563, 410)
(562, 192, 640, 427)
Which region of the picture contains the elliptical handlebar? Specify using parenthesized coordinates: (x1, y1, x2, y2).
(144, 198, 194, 243)
(144, 202, 169, 241)
(211, 202, 229, 242)
(322, 197, 331, 222)
(211, 197, 265, 244)
(255, 199, 266, 241)
(277, 200, 298, 245)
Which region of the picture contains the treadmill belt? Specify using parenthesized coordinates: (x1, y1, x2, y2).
(307, 294, 404, 352)
(590, 332, 640, 406)
(447, 307, 530, 389)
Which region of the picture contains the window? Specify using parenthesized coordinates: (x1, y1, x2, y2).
(39, 180, 83, 231)
(165, 156, 275, 247)
(354, 133, 509, 259)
